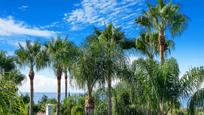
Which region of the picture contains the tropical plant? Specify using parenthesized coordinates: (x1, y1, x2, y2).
(0, 51, 25, 85)
(135, 32, 174, 59)
(98, 24, 126, 115)
(93, 87, 108, 115)
(0, 51, 15, 72)
(136, 0, 188, 63)
(73, 33, 105, 115)
(61, 96, 75, 115)
(20, 94, 30, 105)
(61, 39, 78, 98)
(128, 58, 180, 114)
(15, 41, 48, 115)
(180, 67, 204, 115)
(61, 96, 85, 115)
(113, 82, 137, 115)
(0, 77, 26, 114)
(127, 57, 204, 115)
(187, 88, 204, 115)
(71, 96, 85, 115)
(46, 37, 76, 115)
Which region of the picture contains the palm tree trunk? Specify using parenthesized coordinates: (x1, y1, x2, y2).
(159, 97, 164, 115)
(108, 75, 112, 115)
(159, 30, 165, 64)
(85, 84, 94, 115)
(56, 69, 62, 115)
(64, 71, 68, 98)
(147, 96, 151, 115)
(29, 68, 34, 115)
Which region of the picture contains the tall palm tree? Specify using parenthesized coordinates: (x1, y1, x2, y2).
(136, 0, 188, 63)
(135, 32, 175, 59)
(61, 39, 78, 99)
(46, 37, 76, 115)
(98, 24, 126, 115)
(15, 41, 48, 115)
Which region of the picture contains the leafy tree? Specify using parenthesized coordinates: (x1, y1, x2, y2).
(0, 51, 15, 72)
(20, 94, 30, 104)
(61, 96, 75, 115)
(61, 96, 85, 115)
(71, 96, 85, 115)
(38, 95, 48, 112)
(15, 41, 48, 115)
(0, 51, 25, 85)
(0, 78, 26, 114)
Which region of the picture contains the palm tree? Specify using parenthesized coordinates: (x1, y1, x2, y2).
(98, 24, 126, 115)
(0, 51, 15, 72)
(128, 57, 204, 114)
(129, 58, 180, 114)
(187, 88, 204, 115)
(15, 41, 48, 115)
(179, 67, 204, 115)
(46, 37, 76, 115)
(0, 51, 25, 85)
(136, 0, 188, 63)
(135, 32, 174, 60)
(73, 34, 104, 115)
(61, 39, 78, 99)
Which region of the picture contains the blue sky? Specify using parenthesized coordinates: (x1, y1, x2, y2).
(0, 0, 204, 92)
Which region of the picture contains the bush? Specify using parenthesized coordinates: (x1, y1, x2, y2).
(61, 96, 85, 115)
(95, 102, 108, 115)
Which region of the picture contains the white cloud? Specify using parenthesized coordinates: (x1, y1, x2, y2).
(0, 17, 56, 37)
(65, 0, 144, 31)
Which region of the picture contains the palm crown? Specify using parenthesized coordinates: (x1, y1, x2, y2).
(136, 0, 188, 36)
(15, 41, 48, 70)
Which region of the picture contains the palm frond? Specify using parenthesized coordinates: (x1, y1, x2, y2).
(188, 88, 204, 115)
(180, 67, 204, 97)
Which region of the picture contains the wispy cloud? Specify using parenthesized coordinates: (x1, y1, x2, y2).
(65, 0, 144, 31)
(18, 5, 29, 10)
(0, 16, 56, 37)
